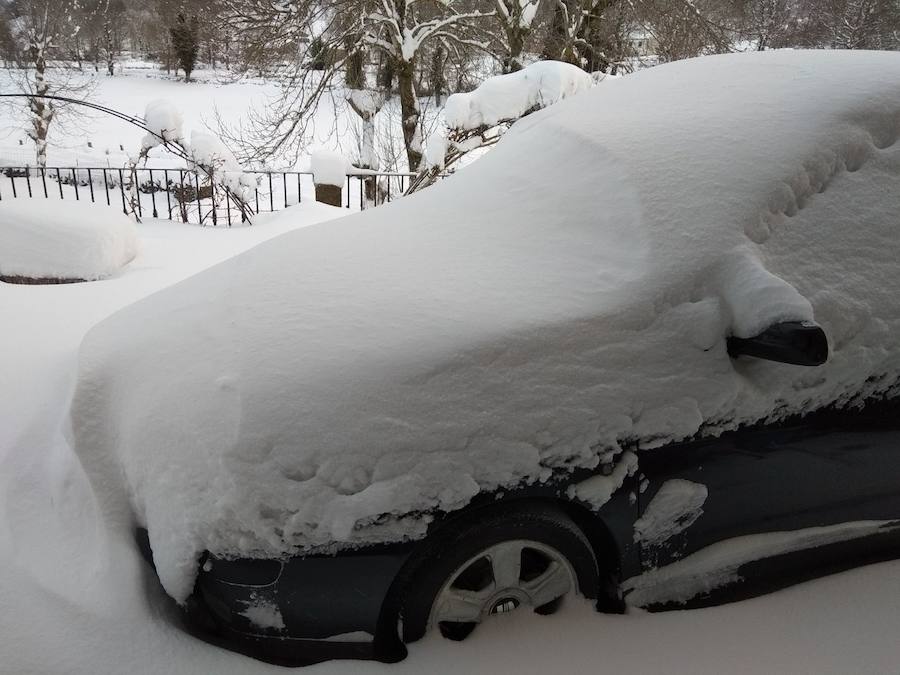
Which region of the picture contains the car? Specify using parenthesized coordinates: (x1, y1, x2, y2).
(72, 48, 900, 666)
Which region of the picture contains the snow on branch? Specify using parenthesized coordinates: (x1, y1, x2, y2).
(131, 100, 255, 225)
(407, 61, 596, 193)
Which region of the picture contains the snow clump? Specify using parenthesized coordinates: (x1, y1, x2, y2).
(188, 131, 256, 198)
(141, 99, 184, 149)
(310, 150, 350, 187)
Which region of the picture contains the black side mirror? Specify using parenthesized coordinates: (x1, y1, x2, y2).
(727, 321, 828, 366)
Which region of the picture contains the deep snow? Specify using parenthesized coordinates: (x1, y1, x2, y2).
(68, 50, 900, 603)
(0, 199, 139, 280)
(2, 207, 899, 675)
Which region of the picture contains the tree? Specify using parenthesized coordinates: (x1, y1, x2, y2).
(738, 0, 796, 50)
(4, 0, 95, 166)
(798, 0, 900, 49)
(169, 11, 199, 81)
(494, 0, 542, 72)
(360, 0, 491, 171)
(345, 43, 386, 203)
(629, 0, 737, 62)
(99, 0, 126, 75)
(219, 0, 490, 171)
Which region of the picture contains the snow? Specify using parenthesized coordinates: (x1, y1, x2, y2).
(141, 99, 184, 148)
(424, 132, 449, 170)
(0, 199, 139, 281)
(310, 149, 350, 186)
(1, 92, 900, 669)
(633, 479, 708, 547)
(66, 50, 900, 603)
(239, 597, 286, 631)
(443, 61, 594, 130)
(570, 452, 638, 508)
(348, 89, 383, 117)
(187, 130, 256, 197)
(518, 0, 540, 28)
(623, 520, 900, 607)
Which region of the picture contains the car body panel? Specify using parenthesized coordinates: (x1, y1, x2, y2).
(635, 395, 900, 571)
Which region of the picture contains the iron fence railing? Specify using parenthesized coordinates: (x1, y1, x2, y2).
(0, 166, 417, 226)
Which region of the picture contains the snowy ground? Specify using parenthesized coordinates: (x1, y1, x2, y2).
(1, 209, 899, 675)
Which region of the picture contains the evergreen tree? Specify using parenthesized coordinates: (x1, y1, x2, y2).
(169, 12, 198, 81)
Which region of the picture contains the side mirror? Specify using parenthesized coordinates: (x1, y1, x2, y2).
(727, 321, 828, 366)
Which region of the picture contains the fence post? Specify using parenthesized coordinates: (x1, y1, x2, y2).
(311, 151, 347, 208)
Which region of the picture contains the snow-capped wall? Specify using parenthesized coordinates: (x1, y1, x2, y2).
(70, 51, 900, 602)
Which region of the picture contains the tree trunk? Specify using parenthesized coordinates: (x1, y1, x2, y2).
(104, 19, 115, 76)
(397, 58, 422, 172)
(29, 52, 51, 167)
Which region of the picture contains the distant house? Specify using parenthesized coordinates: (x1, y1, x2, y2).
(628, 27, 658, 57)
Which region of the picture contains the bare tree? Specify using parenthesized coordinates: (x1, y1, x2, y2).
(627, 0, 737, 62)
(494, 0, 542, 72)
(797, 0, 899, 49)
(737, 0, 796, 50)
(220, 0, 490, 171)
(4, 0, 96, 166)
(541, 0, 632, 72)
(359, 0, 492, 170)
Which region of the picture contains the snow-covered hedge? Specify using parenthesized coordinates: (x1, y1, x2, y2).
(0, 200, 139, 282)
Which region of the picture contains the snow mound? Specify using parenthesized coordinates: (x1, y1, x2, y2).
(71, 50, 900, 602)
(142, 99, 184, 149)
(443, 60, 594, 130)
(0, 200, 139, 281)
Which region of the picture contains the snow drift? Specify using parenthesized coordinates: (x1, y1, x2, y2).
(70, 50, 900, 602)
(0, 200, 139, 281)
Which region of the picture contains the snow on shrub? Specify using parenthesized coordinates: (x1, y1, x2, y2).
(188, 131, 256, 199)
(0, 200, 139, 282)
(131, 100, 254, 224)
(443, 60, 594, 130)
(411, 60, 595, 191)
(141, 99, 184, 149)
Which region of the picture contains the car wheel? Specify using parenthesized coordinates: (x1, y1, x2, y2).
(395, 503, 599, 645)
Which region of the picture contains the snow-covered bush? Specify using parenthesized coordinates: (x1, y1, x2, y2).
(0, 200, 139, 282)
(443, 60, 594, 130)
(132, 100, 255, 225)
(408, 61, 596, 193)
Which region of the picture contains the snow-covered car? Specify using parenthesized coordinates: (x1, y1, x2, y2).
(70, 50, 900, 665)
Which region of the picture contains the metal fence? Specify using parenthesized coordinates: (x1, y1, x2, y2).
(0, 166, 417, 226)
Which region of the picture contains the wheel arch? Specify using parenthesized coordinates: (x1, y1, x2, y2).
(373, 493, 625, 660)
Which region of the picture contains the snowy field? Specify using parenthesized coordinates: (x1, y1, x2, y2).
(0, 63, 442, 171)
(1, 206, 899, 675)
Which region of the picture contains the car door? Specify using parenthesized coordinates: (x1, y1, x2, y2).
(633, 392, 900, 574)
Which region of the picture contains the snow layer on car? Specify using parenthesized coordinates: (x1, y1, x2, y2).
(0, 199, 139, 281)
(70, 50, 900, 602)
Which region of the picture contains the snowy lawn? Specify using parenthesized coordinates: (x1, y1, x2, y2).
(1, 204, 898, 674)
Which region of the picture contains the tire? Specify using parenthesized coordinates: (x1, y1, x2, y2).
(388, 502, 599, 646)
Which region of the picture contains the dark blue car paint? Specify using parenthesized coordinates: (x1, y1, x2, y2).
(162, 393, 900, 664)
